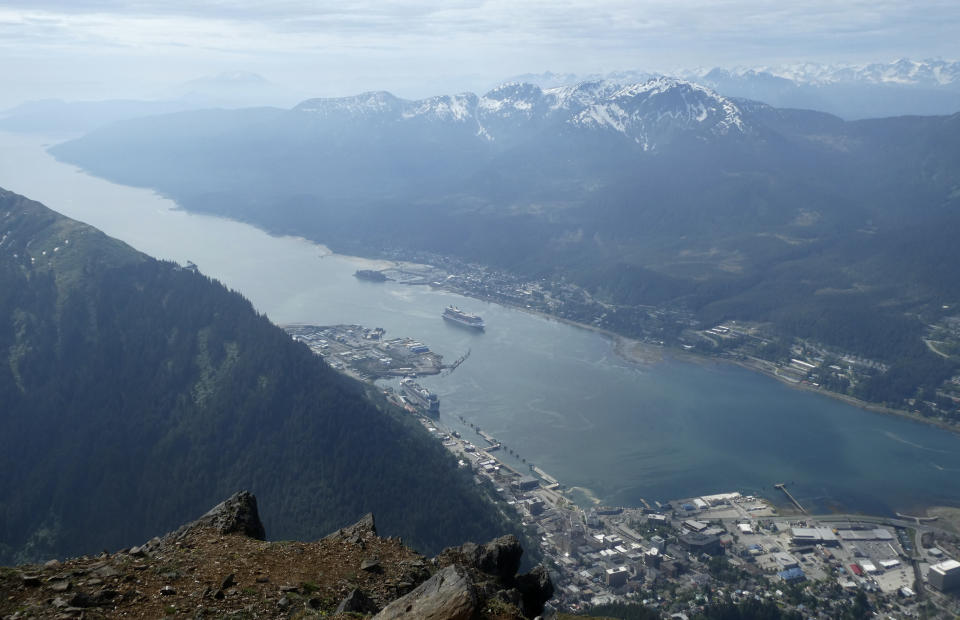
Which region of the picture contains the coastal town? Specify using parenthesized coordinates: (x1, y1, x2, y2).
(364, 254, 960, 430)
(412, 409, 960, 618)
(290, 319, 960, 618)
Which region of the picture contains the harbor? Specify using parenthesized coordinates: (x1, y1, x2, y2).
(285, 324, 454, 381)
(406, 405, 957, 615)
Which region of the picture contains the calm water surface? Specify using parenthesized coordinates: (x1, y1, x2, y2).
(2, 131, 959, 515)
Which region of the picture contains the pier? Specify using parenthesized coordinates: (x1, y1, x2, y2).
(774, 483, 806, 514)
(531, 465, 559, 486)
(442, 349, 471, 376)
(476, 428, 500, 447)
(896, 512, 939, 524)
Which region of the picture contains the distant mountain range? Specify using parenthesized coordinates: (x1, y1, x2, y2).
(4, 59, 957, 138)
(511, 58, 960, 119)
(700, 58, 960, 88)
(49, 76, 960, 409)
(0, 72, 308, 135)
(293, 77, 744, 150)
(0, 99, 196, 135)
(0, 188, 517, 564)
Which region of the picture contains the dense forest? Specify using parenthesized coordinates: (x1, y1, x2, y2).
(0, 188, 521, 565)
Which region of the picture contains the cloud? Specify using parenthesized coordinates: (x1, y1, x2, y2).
(1, 1, 958, 105)
(4, 1, 959, 57)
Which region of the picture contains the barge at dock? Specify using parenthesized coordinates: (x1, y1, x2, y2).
(442, 305, 485, 330)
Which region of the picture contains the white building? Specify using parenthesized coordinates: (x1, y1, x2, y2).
(929, 559, 960, 591)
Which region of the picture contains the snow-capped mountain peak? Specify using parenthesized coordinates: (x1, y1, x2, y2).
(567, 77, 745, 147)
(294, 78, 748, 149)
(711, 58, 960, 88)
(402, 93, 479, 122)
(543, 80, 622, 110)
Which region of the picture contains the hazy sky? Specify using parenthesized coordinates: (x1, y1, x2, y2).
(1, 0, 958, 107)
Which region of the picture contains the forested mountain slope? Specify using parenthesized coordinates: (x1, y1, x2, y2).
(0, 188, 516, 565)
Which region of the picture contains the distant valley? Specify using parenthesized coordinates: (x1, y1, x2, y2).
(47, 76, 960, 426)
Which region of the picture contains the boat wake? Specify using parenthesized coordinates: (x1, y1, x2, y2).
(883, 431, 951, 454)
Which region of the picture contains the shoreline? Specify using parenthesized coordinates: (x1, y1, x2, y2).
(17, 135, 960, 521)
(694, 352, 960, 438)
(446, 286, 960, 438)
(29, 133, 958, 437)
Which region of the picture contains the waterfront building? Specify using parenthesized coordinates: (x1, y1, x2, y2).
(928, 559, 960, 591)
(791, 527, 839, 546)
(513, 476, 540, 491)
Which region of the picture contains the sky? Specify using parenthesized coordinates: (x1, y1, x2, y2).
(0, 0, 958, 108)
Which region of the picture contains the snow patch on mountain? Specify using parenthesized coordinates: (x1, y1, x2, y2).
(402, 93, 478, 122)
(294, 77, 746, 148)
(568, 78, 745, 142)
(543, 80, 622, 110)
(689, 58, 960, 89)
(477, 83, 546, 117)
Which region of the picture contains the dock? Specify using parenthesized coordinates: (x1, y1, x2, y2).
(284, 324, 446, 381)
(896, 512, 939, 524)
(774, 483, 806, 514)
(475, 429, 504, 448)
(532, 466, 559, 486)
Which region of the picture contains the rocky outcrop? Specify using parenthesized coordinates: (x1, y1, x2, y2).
(164, 490, 266, 544)
(373, 565, 477, 620)
(437, 535, 523, 581)
(323, 512, 376, 544)
(517, 564, 555, 617)
(0, 492, 553, 619)
(124, 491, 267, 558)
(435, 534, 554, 618)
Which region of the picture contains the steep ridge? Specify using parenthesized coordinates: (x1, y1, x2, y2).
(0, 188, 520, 564)
(0, 492, 554, 618)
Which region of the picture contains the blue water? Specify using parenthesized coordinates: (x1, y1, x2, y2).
(3, 131, 959, 516)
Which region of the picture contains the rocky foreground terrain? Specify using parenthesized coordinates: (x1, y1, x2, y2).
(0, 492, 553, 619)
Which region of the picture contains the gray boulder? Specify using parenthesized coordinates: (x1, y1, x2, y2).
(373, 565, 476, 620)
(335, 588, 378, 615)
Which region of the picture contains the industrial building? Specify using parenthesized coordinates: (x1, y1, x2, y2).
(513, 475, 540, 491)
(790, 527, 839, 546)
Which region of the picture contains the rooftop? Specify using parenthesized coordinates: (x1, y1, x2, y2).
(931, 559, 960, 574)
